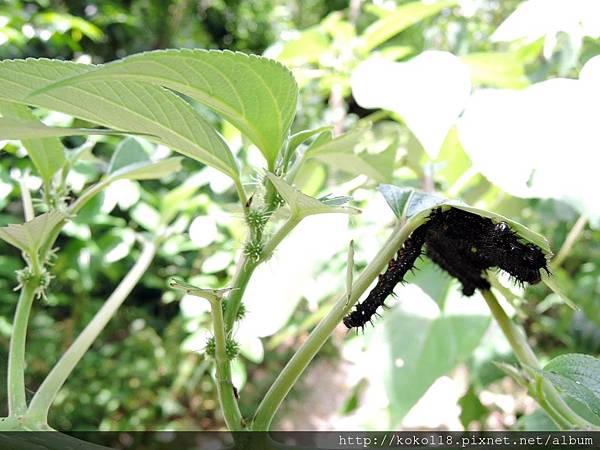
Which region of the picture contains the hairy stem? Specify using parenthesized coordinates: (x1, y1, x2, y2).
(481, 289, 596, 430)
(7, 275, 40, 416)
(223, 215, 301, 333)
(210, 294, 244, 430)
(252, 220, 416, 430)
(26, 239, 157, 423)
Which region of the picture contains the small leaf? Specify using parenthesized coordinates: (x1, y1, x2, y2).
(283, 125, 333, 171)
(266, 173, 359, 217)
(104, 137, 183, 182)
(0, 101, 65, 184)
(108, 137, 150, 173)
(287, 126, 333, 155)
(302, 125, 393, 181)
(110, 158, 183, 182)
(169, 277, 235, 302)
(303, 125, 367, 160)
(359, 0, 456, 53)
(378, 185, 414, 219)
(541, 353, 600, 418)
(541, 274, 578, 310)
(31, 50, 299, 167)
(0, 211, 68, 256)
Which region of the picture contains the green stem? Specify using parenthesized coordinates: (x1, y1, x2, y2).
(18, 178, 35, 222)
(551, 215, 587, 271)
(210, 294, 244, 430)
(26, 239, 157, 423)
(252, 220, 415, 430)
(224, 215, 301, 333)
(234, 177, 248, 209)
(481, 289, 596, 430)
(223, 254, 255, 334)
(7, 275, 40, 416)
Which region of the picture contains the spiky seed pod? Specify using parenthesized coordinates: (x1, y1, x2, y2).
(246, 208, 269, 230)
(205, 337, 216, 357)
(236, 302, 246, 321)
(244, 240, 263, 262)
(225, 339, 240, 360)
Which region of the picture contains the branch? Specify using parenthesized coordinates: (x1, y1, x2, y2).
(252, 220, 415, 430)
(26, 239, 158, 424)
(481, 289, 597, 430)
(7, 274, 40, 416)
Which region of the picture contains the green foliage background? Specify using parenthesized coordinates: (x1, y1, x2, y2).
(1, 0, 599, 431)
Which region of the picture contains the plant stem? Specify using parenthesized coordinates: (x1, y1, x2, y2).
(26, 239, 157, 423)
(210, 294, 244, 430)
(551, 215, 587, 271)
(7, 275, 40, 416)
(234, 178, 248, 209)
(252, 220, 416, 430)
(223, 215, 301, 333)
(18, 177, 34, 222)
(481, 289, 596, 430)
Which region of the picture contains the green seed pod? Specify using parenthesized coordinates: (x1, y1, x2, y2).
(226, 339, 240, 360)
(244, 240, 263, 261)
(205, 337, 216, 357)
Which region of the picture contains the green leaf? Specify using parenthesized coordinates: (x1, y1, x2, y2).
(283, 126, 333, 171)
(378, 185, 414, 219)
(109, 157, 183, 182)
(0, 58, 239, 180)
(266, 172, 360, 217)
(277, 28, 331, 65)
(376, 285, 490, 425)
(0, 211, 68, 257)
(359, 1, 456, 53)
(31, 50, 298, 167)
(541, 274, 577, 310)
(108, 137, 150, 173)
(303, 125, 394, 182)
(462, 52, 529, 88)
(0, 101, 65, 184)
(541, 353, 600, 418)
(169, 277, 235, 302)
(459, 386, 488, 428)
(0, 117, 150, 140)
(378, 185, 552, 255)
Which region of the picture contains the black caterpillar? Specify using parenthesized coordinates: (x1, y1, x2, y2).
(343, 207, 549, 329)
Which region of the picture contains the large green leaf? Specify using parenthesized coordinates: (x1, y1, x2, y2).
(379, 185, 552, 255)
(541, 353, 600, 418)
(32, 50, 299, 166)
(374, 285, 490, 426)
(359, 1, 456, 53)
(0, 101, 65, 184)
(0, 58, 239, 180)
(0, 211, 68, 257)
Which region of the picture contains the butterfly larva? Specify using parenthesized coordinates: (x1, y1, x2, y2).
(343, 207, 549, 330)
(342, 225, 428, 329)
